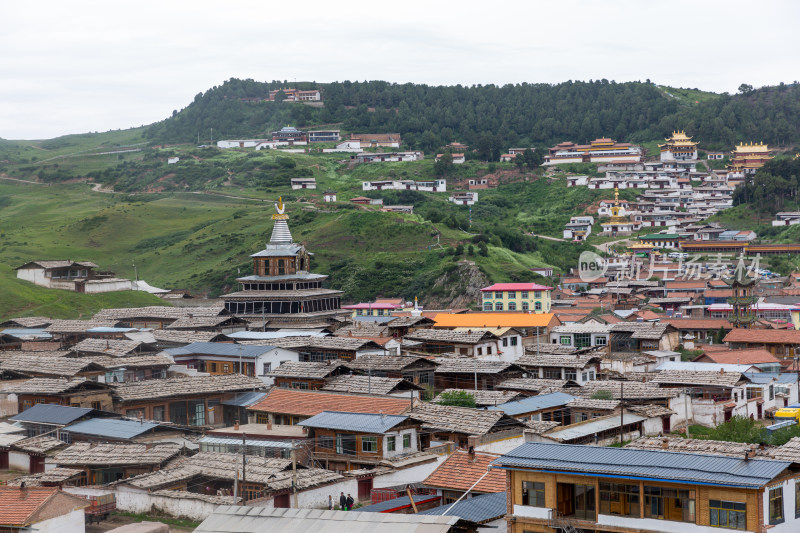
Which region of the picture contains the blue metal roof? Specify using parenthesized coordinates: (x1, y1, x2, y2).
(352, 316, 396, 324)
(166, 342, 276, 358)
(1, 328, 52, 339)
(10, 404, 93, 425)
(744, 372, 798, 384)
(226, 330, 327, 340)
(65, 418, 160, 439)
(299, 411, 408, 434)
(199, 436, 292, 449)
(418, 491, 506, 523)
(354, 494, 441, 513)
(492, 442, 790, 489)
(87, 327, 138, 333)
(221, 391, 268, 407)
(487, 392, 575, 416)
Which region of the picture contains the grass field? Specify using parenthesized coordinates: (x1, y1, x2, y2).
(0, 130, 673, 317)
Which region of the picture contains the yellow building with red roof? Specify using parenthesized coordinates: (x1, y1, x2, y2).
(728, 142, 772, 176)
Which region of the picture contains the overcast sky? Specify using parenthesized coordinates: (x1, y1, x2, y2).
(2, 1, 799, 140)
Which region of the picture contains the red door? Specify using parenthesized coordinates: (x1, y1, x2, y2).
(30, 455, 45, 474)
(357, 478, 373, 501)
(0, 450, 8, 469)
(662, 417, 671, 434)
(274, 493, 290, 508)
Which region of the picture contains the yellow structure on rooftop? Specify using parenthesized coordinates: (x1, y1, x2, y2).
(729, 142, 773, 175)
(601, 187, 635, 236)
(659, 131, 699, 161)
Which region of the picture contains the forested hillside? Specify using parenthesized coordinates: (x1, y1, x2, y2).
(145, 79, 800, 151)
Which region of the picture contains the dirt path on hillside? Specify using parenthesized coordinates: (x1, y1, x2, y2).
(0, 174, 44, 185)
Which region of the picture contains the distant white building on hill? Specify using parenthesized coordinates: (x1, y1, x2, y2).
(15, 260, 166, 295)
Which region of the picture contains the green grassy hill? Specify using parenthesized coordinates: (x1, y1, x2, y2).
(0, 172, 598, 316)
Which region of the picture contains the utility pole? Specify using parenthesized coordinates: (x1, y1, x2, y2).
(684, 387, 691, 439)
(233, 461, 239, 501)
(241, 432, 247, 505)
(619, 381, 624, 445)
(291, 440, 298, 508)
(474, 356, 478, 391)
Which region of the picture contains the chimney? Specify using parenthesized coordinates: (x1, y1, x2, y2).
(468, 445, 475, 461)
(267, 422, 273, 430)
(720, 367, 725, 375)
(744, 450, 750, 461)
(234, 420, 240, 430)
(661, 437, 669, 450)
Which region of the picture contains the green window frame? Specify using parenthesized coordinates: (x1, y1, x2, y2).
(386, 436, 395, 452)
(403, 433, 411, 449)
(361, 436, 378, 453)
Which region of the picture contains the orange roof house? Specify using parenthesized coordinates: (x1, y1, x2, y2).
(249, 388, 412, 420)
(693, 348, 781, 366)
(423, 449, 507, 495)
(723, 329, 800, 359)
(0, 487, 88, 529)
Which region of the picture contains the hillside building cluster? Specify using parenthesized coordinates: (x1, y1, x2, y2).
(5, 198, 800, 533)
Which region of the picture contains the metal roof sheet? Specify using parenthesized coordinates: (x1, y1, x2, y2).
(354, 494, 441, 513)
(220, 391, 268, 407)
(199, 436, 292, 449)
(196, 506, 459, 533)
(418, 491, 506, 523)
(488, 392, 576, 416)
(1, 328, 52, 339)
(166, 342, 277, 358)
(744, 372, 797, 384)
(299, 411, 408, 433)
(544, 413, 646, 441)
(10, 404, 93, 425)
(493, 442, 790, 488)
(65, 418, 160, 439)
(226, 330, 327, 340)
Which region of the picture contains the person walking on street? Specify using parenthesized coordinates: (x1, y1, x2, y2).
(328, 495, 333, 510)
(346, 493, 354, 511)
(339, 492, 347, 510)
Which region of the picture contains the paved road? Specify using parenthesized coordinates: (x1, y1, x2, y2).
(532, 232, 633, 254)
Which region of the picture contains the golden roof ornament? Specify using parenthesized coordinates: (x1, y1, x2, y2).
(272, 196, 289, 220)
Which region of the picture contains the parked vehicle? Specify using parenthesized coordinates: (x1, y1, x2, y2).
(773, 405, 800, 424)
(83, 493, 116, 524)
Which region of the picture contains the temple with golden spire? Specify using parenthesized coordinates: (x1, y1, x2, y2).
(221, 197, 350, 327)
(659, 131, 698, 162)
(600, 187, 635, 236)
(728, 142, 772, 176)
